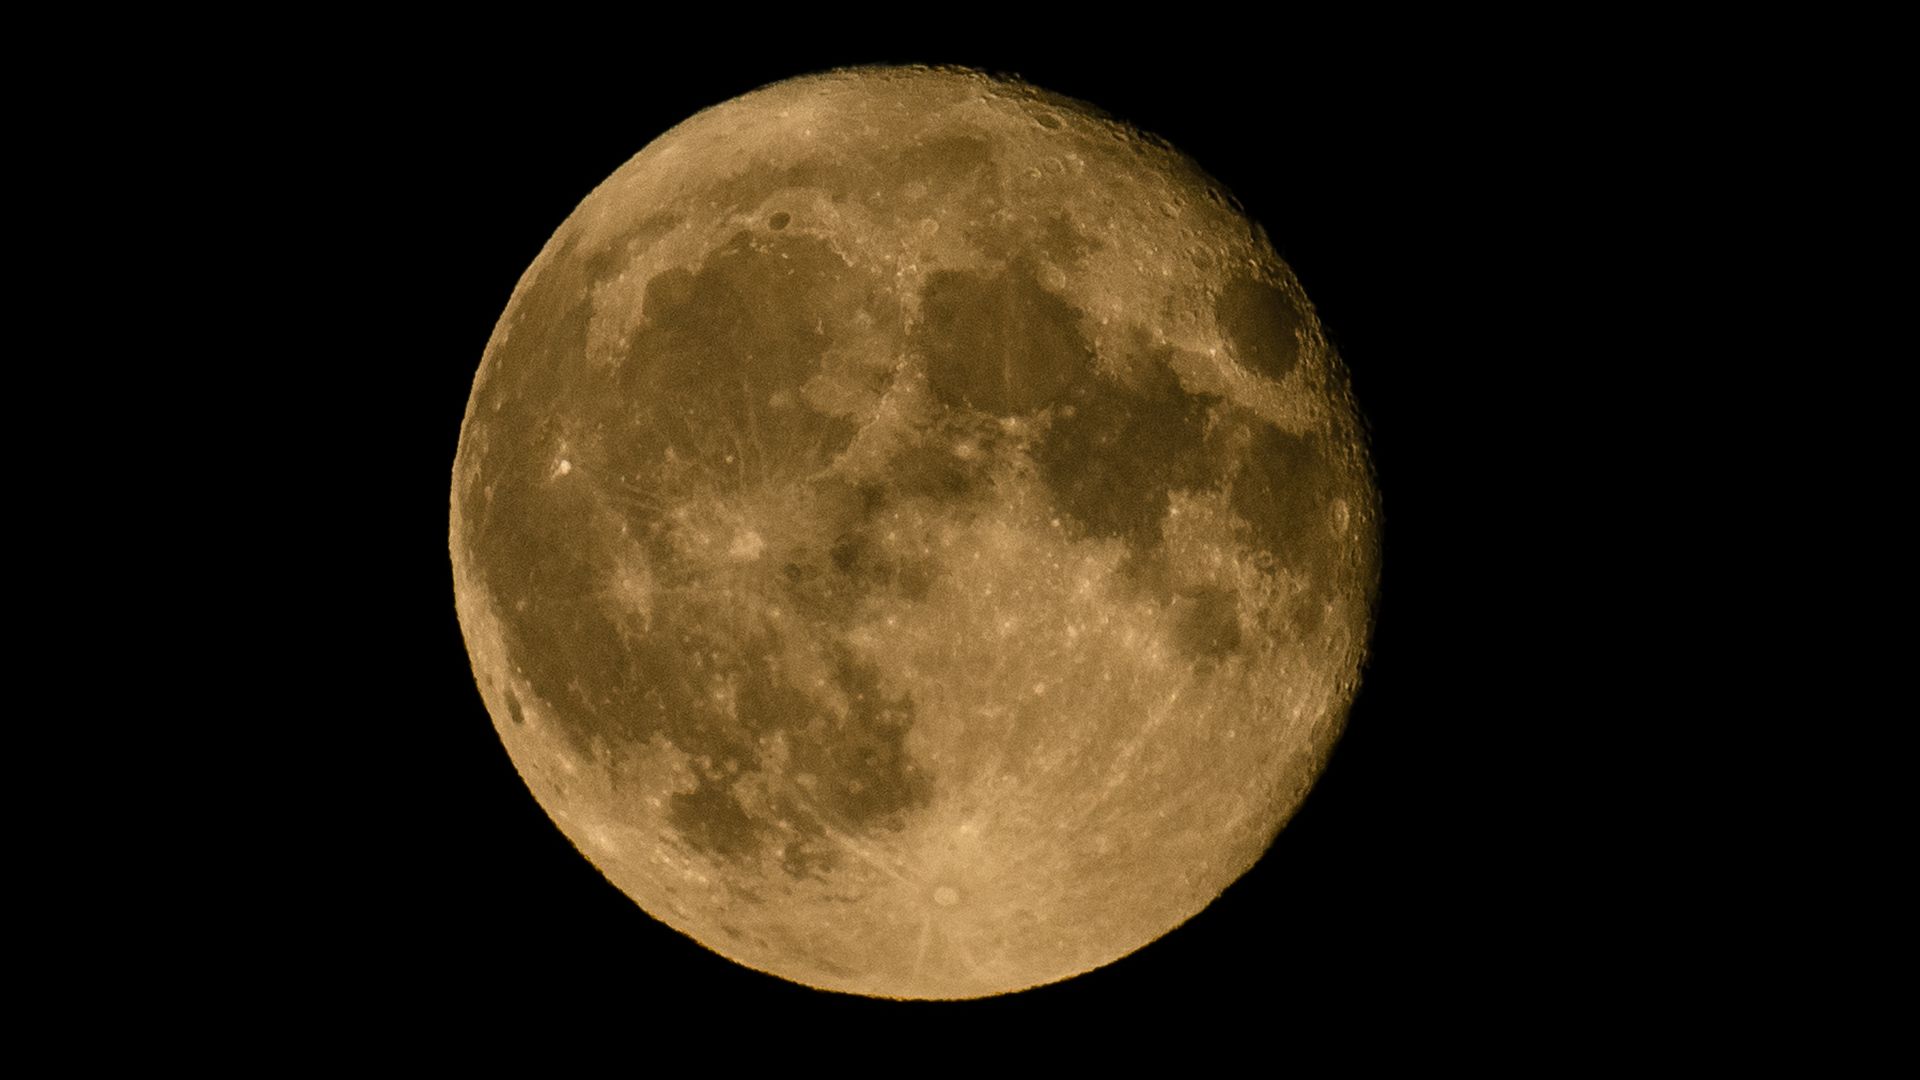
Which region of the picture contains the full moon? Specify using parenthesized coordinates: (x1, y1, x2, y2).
(450, 65, 1379, 999)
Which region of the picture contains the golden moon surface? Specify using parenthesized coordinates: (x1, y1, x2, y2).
(450, 65, 1379, 999)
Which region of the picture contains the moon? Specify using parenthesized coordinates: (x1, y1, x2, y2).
(450, 65, 1379, 999)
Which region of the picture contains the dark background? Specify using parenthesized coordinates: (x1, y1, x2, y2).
(291, 39, 1616, 1032)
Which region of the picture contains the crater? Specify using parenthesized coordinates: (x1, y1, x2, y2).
(1215, 276, 1303, 383)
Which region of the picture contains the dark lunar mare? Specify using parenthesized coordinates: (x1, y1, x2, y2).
(463, 213, 951, 874)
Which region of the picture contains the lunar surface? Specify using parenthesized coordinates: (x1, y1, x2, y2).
(450, 65, 1379, 999)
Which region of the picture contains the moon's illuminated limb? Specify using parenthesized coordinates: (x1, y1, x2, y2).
(450, 65, 1378, 999)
